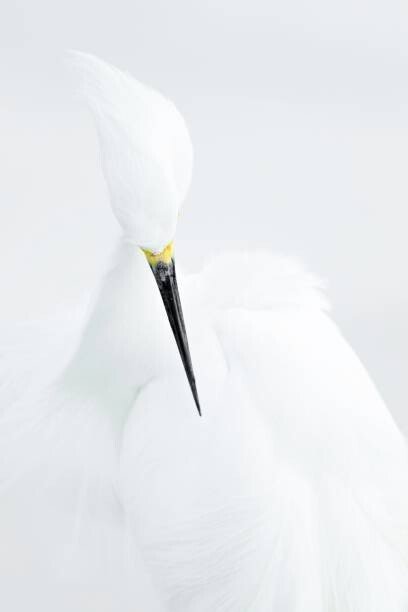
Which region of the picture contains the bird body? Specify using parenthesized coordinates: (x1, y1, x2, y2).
(1, 53, 408, 611)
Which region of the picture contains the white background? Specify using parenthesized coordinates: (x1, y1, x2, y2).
(0, 0, 407, 431)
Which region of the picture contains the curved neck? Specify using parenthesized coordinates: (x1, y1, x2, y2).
(64, 239, 176, 405)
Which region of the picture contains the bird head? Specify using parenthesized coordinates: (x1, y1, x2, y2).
(70, 51, 200, 415)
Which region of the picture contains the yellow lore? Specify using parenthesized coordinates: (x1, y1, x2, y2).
(142, 242, 174, 267)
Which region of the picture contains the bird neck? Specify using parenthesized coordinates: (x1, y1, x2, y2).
(64, 239, 176, 405)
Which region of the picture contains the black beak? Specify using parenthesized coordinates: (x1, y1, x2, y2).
(148, 257, 201, 416)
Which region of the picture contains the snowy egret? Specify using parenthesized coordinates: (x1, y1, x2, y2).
(1, 52, 408, 612)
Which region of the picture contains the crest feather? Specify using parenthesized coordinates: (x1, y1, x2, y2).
(68, 51, 193, 252)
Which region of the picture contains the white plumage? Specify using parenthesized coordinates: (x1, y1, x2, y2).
(70, 50, 193, 252)
(1, 52, 408, 612)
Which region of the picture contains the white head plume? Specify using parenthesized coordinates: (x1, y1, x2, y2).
(69, 51, 193, 253)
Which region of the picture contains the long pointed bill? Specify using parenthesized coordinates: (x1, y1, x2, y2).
(142, 243, 201, 416)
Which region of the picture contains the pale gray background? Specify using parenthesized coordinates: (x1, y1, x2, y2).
(0, 0, 407, 437)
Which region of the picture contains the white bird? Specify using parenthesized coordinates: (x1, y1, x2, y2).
(1, 52, 408, 612)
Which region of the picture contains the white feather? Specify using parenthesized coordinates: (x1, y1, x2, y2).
(1, 53, 408, 612)
(69, 51, 193, 252)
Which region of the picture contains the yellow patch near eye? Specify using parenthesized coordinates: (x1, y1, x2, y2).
(142, 241, 174, 267)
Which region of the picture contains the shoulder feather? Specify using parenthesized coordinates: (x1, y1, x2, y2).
(188, 251, 329, 313)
